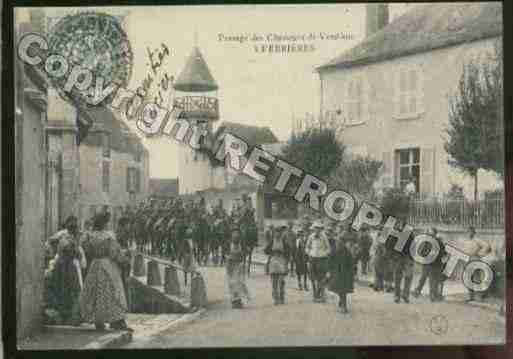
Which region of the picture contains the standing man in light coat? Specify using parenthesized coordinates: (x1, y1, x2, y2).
(306, 220, 331, 303)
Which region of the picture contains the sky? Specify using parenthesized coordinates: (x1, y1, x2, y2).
(41, 4, 412, 179)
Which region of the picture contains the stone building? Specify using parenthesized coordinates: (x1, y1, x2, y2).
(15, 8, 150, 339)
(77, 107, 150, 230)
(45, 91, 150, 234)
(172, 44, 291, 233)
(15, 9, 48, 340)
(316, 3, 503, 198)
(173, 45, 220, 195)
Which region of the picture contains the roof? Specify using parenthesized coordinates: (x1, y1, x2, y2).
(317, 3, 502, 71)
(149, 178, 179, 197)
(215, 122, 278, 148)
(80, 106, 147, 155)
(173, 46, 218, 92)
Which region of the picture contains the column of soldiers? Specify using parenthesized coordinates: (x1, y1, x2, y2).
(114, 194, 259, 273)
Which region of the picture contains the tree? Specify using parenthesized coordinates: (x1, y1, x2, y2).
(444, 40, 503, 201)
(328, 155, 383, 201)
(282, 115, 345, 181)
(380, 187, 411, 223)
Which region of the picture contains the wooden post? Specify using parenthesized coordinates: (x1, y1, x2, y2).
(190, 273, 208, 308)
(164, 266, 181, 296)
(133, 253, 146, 277)
(147, 260, 162, 286)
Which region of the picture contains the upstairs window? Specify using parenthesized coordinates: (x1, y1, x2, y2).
(345, 78, 364, 125)
(396, 66, 424, 118)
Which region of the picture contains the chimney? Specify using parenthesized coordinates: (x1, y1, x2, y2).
(366, 4, 389, 38)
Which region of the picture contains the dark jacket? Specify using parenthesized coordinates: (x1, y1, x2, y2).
(328, 244, 354, 294)
(264, 234, 291, 261)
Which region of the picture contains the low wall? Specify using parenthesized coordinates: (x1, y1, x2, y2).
(128, 276, 190, 314)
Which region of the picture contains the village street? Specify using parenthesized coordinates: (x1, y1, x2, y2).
(125, 264, 505, 348)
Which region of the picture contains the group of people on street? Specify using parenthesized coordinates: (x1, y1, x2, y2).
(115, 195, 259, 276)
(262, 216, 495, 311)
(43, 190, 496, 325)
(44, 212, 132, 331)
(262, 217, 367, 313)
(43, 194, 260, 321)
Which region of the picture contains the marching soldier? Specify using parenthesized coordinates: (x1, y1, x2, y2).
(240, 194, 258, 275)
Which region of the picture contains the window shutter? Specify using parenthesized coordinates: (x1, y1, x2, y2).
(135, 168, 141, 192)
(420, 147, 435, 196)
(362, 76, 369, 124)
(382, 151, 393, 187)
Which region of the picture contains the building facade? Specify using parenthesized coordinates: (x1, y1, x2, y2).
(317, 3, 503, 198)
(15, 9, 48, 339)
(15, 8, 150, 339)
(77, 108, 150, 230)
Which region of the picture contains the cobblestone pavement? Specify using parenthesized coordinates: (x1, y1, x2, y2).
(125, 265, 505, 348)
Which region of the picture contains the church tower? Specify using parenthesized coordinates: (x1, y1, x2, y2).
(173, 44, 219, 194)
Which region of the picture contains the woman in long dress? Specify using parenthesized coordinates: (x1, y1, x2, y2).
(45, 216, 85, 325)
(226, 227, 250, 309)
(79, 212, 133, 331)
(328, 234, 355, 314)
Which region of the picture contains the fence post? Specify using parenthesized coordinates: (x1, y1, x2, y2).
(133, 253, 146, 277)
(164, 266, 181, 296)
(147, 260, 162, 286)
(190, 273, 208, 308)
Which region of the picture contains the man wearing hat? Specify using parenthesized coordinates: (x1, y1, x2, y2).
(358, 226, 373, 276)
(264, 224, 291, 305)
(294, 227, 309, 291)
(463, 226, 491, 302)
(182, 227, 196, 286)
(306, 220, 331, 302)
(284, 220, 297, 276)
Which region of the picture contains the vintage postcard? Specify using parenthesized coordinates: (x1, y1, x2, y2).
(13, 2, 505, 350)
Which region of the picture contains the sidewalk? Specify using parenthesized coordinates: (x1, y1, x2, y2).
(18, 324, 133, 350)
(18, 313, 187, 350)
(251, 250, 504, 314)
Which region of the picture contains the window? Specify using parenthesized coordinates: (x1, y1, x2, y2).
(396, 66, 423, 118)
(102, 161, 110, 193)
(345, 78, 364, 125)
(396, 148, 420, 193)
(126, 167, 140, 193)
(102, 133, 111, 158)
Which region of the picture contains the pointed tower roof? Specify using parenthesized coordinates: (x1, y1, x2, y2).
(173, 46, 218, 92)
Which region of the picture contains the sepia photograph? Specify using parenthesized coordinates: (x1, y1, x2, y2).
(10, 1, 506, 351)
